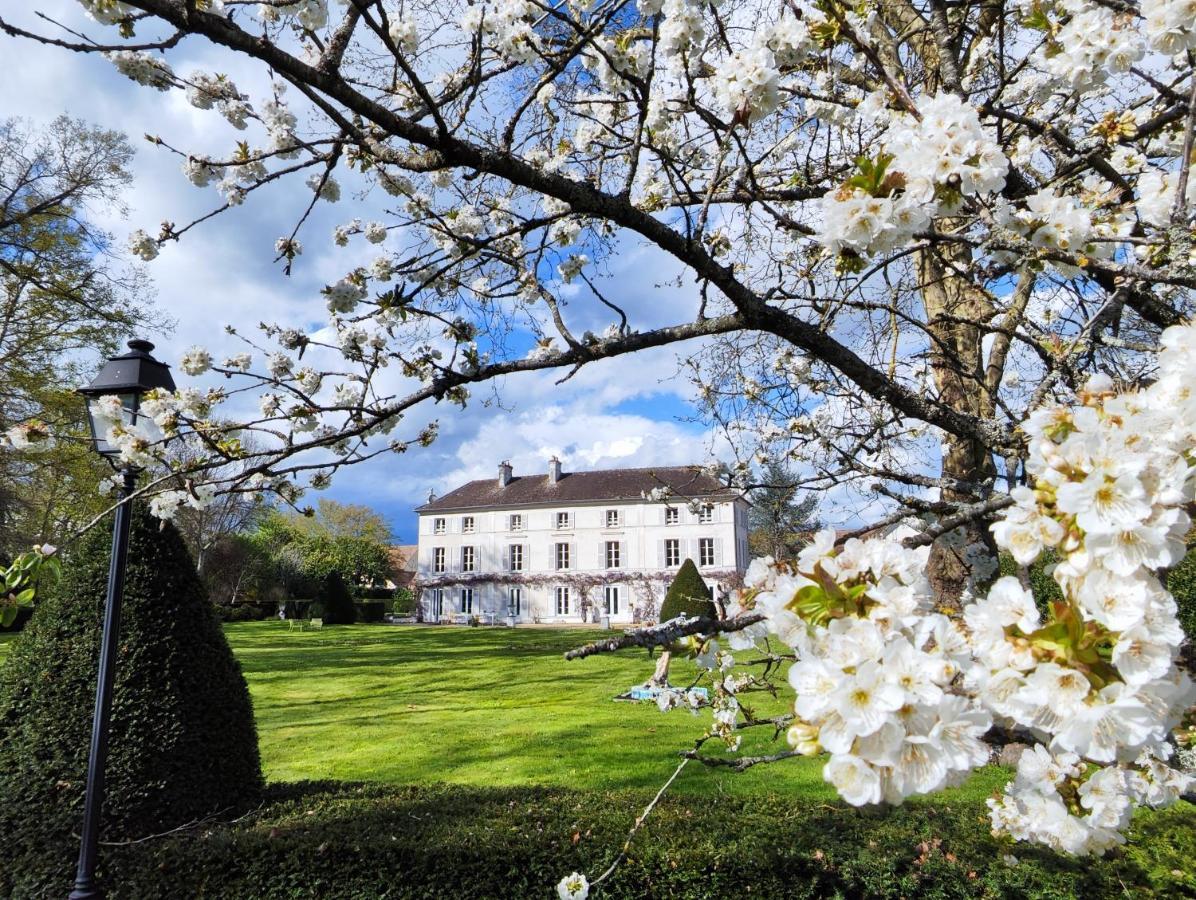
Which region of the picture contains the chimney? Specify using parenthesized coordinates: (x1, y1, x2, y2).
(548, 456, 562, 484)
(498, 460, 513, 487)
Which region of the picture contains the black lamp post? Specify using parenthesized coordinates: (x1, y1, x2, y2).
(71, 340, 175, 900)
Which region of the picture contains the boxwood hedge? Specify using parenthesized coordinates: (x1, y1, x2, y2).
(1, 781, 1192, 898)
(0, 504, 263, 895)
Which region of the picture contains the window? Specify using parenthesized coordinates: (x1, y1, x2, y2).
(508, 587, 522, 616)
(699, 537, 716, 567)
(433, 517, 446, 535)
(462, 516, 475, 534)
(555, 586, 571, 615)
(508, 544, 523, 572)
(462, 545, 475, 572)
(432, 588, 445, 617)
(698, 504, 714, 523)
(665, 538, 680, 567)
(433, 547, 446, 573)
(604, 585, 620, 615)
(556, 511, 571, 529)
(605, 541, 621, 569)
(461, 588, 474, 614)
(665, 507, 679, 526)
(555, 542, 571, 570)
(606, 509, 620, 528)
(509, 513, 524, 531)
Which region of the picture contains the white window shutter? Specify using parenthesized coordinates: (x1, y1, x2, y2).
(714, 537, 724, 566)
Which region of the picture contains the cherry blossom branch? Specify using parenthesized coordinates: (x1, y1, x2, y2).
(563, 613, 765, 661)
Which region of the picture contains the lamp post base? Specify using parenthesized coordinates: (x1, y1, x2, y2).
(69, 883, 104, 899)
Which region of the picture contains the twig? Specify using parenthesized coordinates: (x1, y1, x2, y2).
(589, 758, 690, 890)
(564, 613, 764, 661)
(681, 748, 803, 771)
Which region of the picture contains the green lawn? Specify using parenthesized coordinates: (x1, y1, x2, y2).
(3, 623, 1194, 897)
(0, 620, 1007, 800)
(228, 622, 1014, 799)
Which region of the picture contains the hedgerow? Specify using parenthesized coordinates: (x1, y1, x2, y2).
(2, 782, 1192, 898)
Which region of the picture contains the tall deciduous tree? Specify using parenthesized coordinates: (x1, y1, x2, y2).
(3, 2, 1194, 604)
(0, 115, 158, 556)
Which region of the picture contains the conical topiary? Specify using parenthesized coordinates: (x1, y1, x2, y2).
(318, 570, 357, 624)
(0, 504, 263, 891)
(659, 558, 715, 622)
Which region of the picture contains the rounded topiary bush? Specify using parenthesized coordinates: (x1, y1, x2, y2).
(0, 504, 263, 892)
(659, 558, 715, 621)
(318, 571, 357, 624)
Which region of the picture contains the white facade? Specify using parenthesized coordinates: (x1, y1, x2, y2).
(415, 469, 749, 624)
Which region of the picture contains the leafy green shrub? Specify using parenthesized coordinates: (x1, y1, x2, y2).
(318, 571, 356, 624)
(392, 586, 416, 615)
(659, 559, 715, 622)
(1, 781, 1192, 899)
(0, 505, 263, 893)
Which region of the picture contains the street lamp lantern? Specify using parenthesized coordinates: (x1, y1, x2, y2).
(70, 338, 174, 900)
(78, 339, 176, 459)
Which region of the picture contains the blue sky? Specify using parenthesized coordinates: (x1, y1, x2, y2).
(1, 3, 729, 543)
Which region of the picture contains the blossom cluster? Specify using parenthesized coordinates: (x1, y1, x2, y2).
(711, 320, 1196, 853)
(820, 93, 1008, 260)
(726, 529, 992, 806)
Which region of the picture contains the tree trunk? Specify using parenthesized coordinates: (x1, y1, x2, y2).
(917, 246, 1001, 608)
(648, 651, 672, 688)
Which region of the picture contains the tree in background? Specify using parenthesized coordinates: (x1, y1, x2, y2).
(292, 498, 394, 546)
(170, 443, 268, 575)
(747, 457, 819, 562)
(0, 116, 159, 557)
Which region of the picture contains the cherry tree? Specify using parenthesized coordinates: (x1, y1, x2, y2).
(1, 0, 1194, 879)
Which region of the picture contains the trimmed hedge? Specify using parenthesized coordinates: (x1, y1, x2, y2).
(215, 602, 278, 622)
(355, 600, 387, 623)
(1, 781, 1192, 898)
(318, 571, 357, 625)
(659, 559, 715, 622)
(0, 504, 263, 893)
(357, 586, 396, 601)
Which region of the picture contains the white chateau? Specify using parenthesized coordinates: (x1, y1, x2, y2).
(414, 459, 750, 624)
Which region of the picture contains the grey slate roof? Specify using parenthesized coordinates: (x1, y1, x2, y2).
(416, 465, 739, 513)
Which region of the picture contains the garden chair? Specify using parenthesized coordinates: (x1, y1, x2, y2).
(287, 619, 306, 632)
(310, 618, 323, 630)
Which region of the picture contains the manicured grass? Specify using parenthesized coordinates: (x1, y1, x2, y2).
(223, 621, 1011, 800)
(3, 622, 1194, 897)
